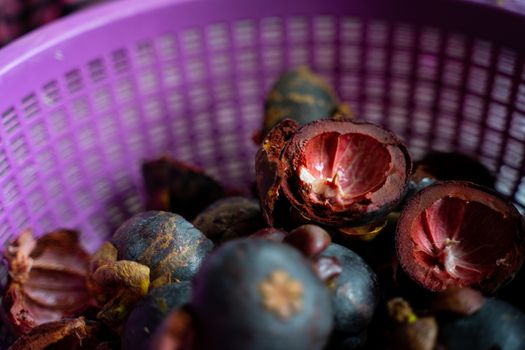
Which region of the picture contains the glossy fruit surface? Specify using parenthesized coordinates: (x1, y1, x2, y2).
(111, 211, 214, 285)
(396, 182, 525, 292)
(122, 282, 191, 350)
(321, 243, 380, 334)
(438, 299, 525, 350)
(191, 238, 333, 350)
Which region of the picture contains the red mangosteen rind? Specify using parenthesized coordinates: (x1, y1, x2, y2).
(396, 181, 525, 293)
(255, 119, 300, 226)
(280, 119, 412, 227)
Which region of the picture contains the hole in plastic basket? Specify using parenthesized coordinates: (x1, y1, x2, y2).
(112, 49, 130, 73)
(65, 69, 84, 93)
(206, 23, 229, 51)
(157, 34, 177, 60)
(22, 94, 40, 119)
(181, 29, 203, 56)
(42, 81, 61, 107)
(233, 20, 256, 47)
(2, 108, 20, 135)
(88, 58, 107, 82)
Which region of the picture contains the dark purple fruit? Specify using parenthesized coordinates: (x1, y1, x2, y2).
(111, 211, 214, 285)
(413, 151, 495, 188)
(150, 307, 194, 350)
(191, 238, 333, 350)
(122, 282, 191, 350)
(143, 157, 226, 220)
(320, 243, 380, 334)
(396, 182, 525, 292)
(256, 119, 412, 229)
(437, 298, 525, 350)
(192, 197, 265, 244)
(262, 67, 349, 139)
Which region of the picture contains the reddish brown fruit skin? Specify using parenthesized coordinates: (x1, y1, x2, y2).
(431, 287, 486, 316)
(8, 317, 109, 350)
(396, 181, 525, 293)
(280, 119, 412, 227)
(3, 230, 92, 335)
(284, 225, 331, 257)
(250, 228, 287, 242)
(255, 119, 299, 226)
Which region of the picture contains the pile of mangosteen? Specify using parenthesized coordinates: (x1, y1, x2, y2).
(1, 67, 525, 350)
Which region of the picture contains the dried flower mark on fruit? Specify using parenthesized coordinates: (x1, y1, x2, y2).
(259, 269, 304, 320)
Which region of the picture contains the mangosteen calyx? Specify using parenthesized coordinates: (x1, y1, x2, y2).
(88, 242, 150, 328)
(259, 269, 304, 320)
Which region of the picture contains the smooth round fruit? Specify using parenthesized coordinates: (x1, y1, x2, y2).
(396, 182, 525, 292)
(321, 244, 380, 334)
(192, 239, 333, 350)
(122, 282, 191, 350)
(112, 211, 214, 284)
(192, 197, 265, 243)
(281, 119, 411, 227)
(438, 299, 525, 350)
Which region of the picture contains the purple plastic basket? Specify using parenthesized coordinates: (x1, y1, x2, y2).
(1, 0, 525, 254)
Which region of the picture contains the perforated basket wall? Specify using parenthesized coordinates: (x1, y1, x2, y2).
(1, 0, 525, 252)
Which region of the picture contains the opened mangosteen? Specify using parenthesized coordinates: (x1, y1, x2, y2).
(122, 282, 191, 350)
(256, 118, 411, 230)
(320, 243, 380, 334)
(111, 211, 213, 286)
(2, 229, 92, 334)
(191, 238, 333, 350)
(192, 197, 266, 244)
(396, 181, 525, 292)
(261, 67, 349, 140)
(142, 157, 226, 220)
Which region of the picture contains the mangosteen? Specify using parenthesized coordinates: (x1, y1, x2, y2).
(256, 119, 412, 230)
(122, 282, 191, 350)
(142, 156, 226, 220)
(396, 181, 525, 292)
(2, 229, 92, 334)
(437, 298, 525, 350)
(192, 197, 266, 244)
(191, 238, 333, 350)
(111, 211, 214, 285)
(320, 243, 380, 334)
(262, 67, 349, 139)
(413, 151, 496, 188)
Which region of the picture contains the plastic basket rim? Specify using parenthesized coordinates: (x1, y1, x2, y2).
(2, 0, 525, 80)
